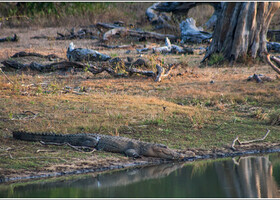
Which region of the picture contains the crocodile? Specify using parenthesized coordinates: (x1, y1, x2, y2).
(12, 131, 184, 160)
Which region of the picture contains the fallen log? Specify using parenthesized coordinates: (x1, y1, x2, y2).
(155, 64, 175, 82)
(67, 42, 111, 62)
(1, 60, 86, 72)
(11, 51, 64, 61)
(3, 50, 175, 82)
(152, 37, 206, 55)
(247, 74, 273, 83)
(0, 34, 19, 42)
(146, 2, 176, 31)
(1, 60, 26, 70)
(180, 18, 212, 44)
(98, 44, 135, 49)
(103, 27, 177, 41)
(126, 67, 155, 77)
(147, 2, 223, 31)
(30, 35, 50, 40)
(267, 41, 280, 52)
(136, 48, 150, 53)
(96, 22, 121, 30)
(31, 28, 98, 41)
(56, 28, 98, 40)
(2, 59, 174, 82)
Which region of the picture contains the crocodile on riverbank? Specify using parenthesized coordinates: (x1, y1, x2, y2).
(12, 131, 184, 160)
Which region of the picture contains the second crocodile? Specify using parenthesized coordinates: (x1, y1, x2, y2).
(13, 131, 184, 160)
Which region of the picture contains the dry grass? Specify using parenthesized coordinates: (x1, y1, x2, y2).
(0, 5, 280, 178)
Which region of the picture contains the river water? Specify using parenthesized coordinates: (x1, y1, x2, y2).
(1, 153, 280, 198)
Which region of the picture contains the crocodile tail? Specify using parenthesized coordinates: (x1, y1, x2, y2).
(13, 131, 37, 141)
(12, 131, 66, 143)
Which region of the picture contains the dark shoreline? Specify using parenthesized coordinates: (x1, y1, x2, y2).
(1, 143, 280, 184)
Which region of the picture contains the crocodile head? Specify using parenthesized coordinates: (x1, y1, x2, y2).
(147, 144, 185, 160)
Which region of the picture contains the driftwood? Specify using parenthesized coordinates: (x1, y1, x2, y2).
(30, 22, 177, 42)
(103, 27, 177, 41)
(11, 51, 63, 61)
(95, 22, 122, 31)
(67, 42, 111, 62)
(231, 129, 270, 151)
(30, 35, 50, 40)
(247, 74, 273, 83)
(136, 48, 150, 53)
(152, 37, 206, 55)
(56, 28, 98, 40)
(0, 34, 19, 42)
(1, 60, 85, 72)
(180, 18, 212, 44)
(1, 56, 174, 82)
(147, 2, 223, 31)
(31, 28, 98, 41)
(266, 54, 280, 75)
(267, 41, 280, 53)
(146, 2, 175, 31)
(155, 64, 175, 82)
(98, 44, 135, 49)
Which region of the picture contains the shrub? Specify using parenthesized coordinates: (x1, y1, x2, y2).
(208, 53, 224, 66)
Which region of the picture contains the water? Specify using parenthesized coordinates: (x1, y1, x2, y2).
(1, 153, 280, 198)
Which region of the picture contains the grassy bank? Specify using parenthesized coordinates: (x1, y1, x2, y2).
(1, 43, 280, 175)
(0, 2, 280, 179)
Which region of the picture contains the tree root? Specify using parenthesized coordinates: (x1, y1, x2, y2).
(231, 129, 271, 151)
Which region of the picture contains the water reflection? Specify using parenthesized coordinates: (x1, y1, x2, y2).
(214, 156, 279, 198)
(0, 153, 280, 198)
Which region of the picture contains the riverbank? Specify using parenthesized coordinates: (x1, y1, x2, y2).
(1, 142, 280, 183)
(1, 26, 280, 183)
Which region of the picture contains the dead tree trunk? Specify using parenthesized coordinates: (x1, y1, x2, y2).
(147, 2, 223, 30)
(202, 2, 280, 63)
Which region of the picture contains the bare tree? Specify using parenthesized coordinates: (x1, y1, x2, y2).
(202, 2, 280, 63)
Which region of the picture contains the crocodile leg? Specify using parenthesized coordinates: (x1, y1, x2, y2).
(124, 149, 141, 158)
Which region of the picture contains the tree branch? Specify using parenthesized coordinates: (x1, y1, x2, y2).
(266, 54, 280, 75)
(231, 129, 270, 151)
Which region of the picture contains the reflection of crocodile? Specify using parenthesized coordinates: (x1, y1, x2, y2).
(13, 131, 184, 160)
(0, 162, 185, 197)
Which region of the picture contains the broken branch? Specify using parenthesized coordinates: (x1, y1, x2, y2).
(231, 129, 271, 151)
(103, 27, 177, 41)
(0, 34, 18, 42)
(11, 51, 64, 61)
(266, 54, 280, 75)
(0, 68, 14, 85)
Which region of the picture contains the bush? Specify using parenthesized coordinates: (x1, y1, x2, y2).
(208, 53, 224, 66)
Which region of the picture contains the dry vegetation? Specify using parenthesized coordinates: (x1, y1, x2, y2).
(1, 2, 280, 180)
